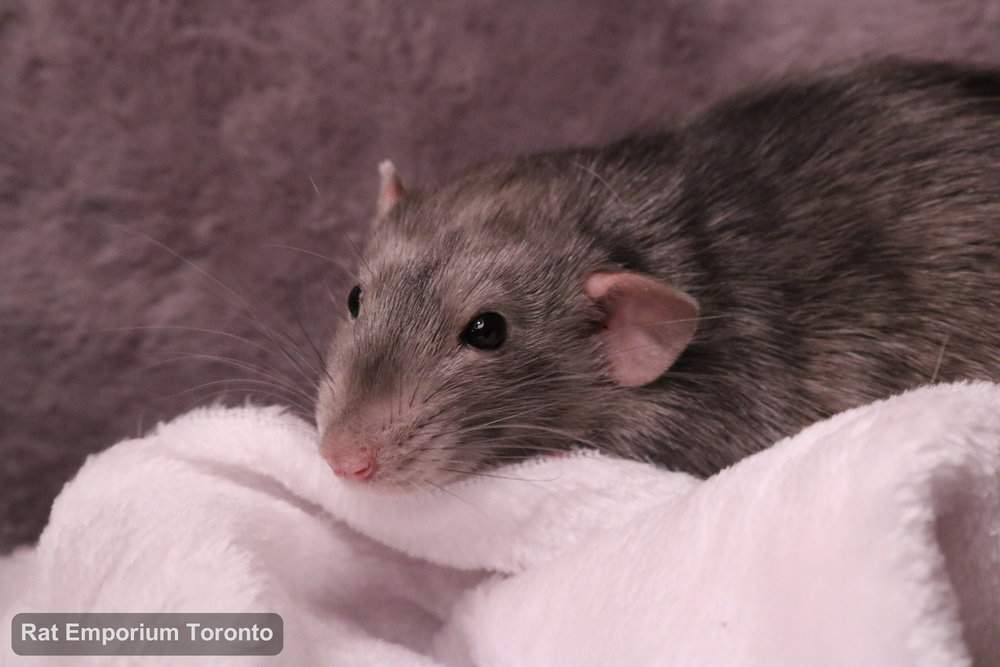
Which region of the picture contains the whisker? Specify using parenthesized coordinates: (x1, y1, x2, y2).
(435, 465, 563, 484)
(130, 352, 316, 406)
(167, 373, 313, 407)
(91, 217, 324, 387)
(343, 234, 372, 274)
(454, 422, 607, 452)
(930, 333, 950, 383)
(163, 377, 315, 411)
(453, 433, 571, 448)
(264, 243, 353, 273)
(573, 159, 627, 208)
(424, 479, 489, 514)
(306, 168, 373, 276)
(171, 386, 313, 421)
(307, 171, 323, 198)
(91, 325, 275, 356)
(429, 401, 583, 439)
(286, 299, 337, 389)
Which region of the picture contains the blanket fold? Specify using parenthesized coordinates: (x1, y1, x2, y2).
(4, 382, 1000, 665)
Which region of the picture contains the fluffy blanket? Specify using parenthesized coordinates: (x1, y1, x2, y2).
(3, 382, 1000, 665)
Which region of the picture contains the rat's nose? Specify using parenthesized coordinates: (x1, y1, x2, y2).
(328, 451, 376, 480)
(320, 428, 377, 481)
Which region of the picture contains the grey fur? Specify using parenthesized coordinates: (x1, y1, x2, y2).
(317, 58, 1000, 485)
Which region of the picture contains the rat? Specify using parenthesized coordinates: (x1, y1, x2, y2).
(315, 58, 1000, 488)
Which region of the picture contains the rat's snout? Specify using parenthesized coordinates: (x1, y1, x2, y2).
(320, 427, 378, 481)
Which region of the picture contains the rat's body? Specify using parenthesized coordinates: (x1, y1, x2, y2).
(316, 59, 1000, 487)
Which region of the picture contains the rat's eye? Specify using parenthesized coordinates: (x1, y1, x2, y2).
(347, 285, 362, 318)
(460, 312, 506, 350)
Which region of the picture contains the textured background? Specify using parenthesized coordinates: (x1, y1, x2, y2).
(3, 0, 1000, 551)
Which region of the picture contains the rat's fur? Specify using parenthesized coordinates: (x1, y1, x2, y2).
(316, 59, 1000, 485)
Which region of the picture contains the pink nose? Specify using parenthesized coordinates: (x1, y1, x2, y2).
(320, 429, 377, 481)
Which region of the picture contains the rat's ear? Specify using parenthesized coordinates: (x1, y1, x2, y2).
(584, 271, 699, 387)
(376, 159, 405, 221)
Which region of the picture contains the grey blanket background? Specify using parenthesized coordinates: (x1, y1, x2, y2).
(3, 1, 1000, 551)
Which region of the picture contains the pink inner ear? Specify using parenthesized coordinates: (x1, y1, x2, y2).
(584, 271, 699, 387)
(376, 160, 405, 220)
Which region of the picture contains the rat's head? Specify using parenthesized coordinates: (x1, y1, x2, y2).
(316, 158, 699, 489)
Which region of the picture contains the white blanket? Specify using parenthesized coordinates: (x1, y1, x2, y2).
(3, 381, 1000, 666)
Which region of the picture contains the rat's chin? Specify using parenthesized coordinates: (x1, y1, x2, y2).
(335, 465, 468, 494)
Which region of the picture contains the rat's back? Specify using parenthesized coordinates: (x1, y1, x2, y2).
(664, 60, 1000, 419)
(517, 58, 1000, 471)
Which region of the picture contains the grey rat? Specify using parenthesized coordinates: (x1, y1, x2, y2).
(315, 58, 1000, 488)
